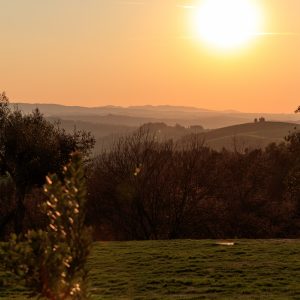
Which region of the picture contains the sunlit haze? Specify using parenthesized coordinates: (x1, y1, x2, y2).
(1, 0, 300, 113)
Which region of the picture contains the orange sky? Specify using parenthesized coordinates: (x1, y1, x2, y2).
(1, 0, 299, 113)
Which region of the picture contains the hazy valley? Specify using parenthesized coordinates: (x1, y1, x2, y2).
(11, 103, 300, 153)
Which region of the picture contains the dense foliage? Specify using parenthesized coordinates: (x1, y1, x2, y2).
(0, 92, 95, 235)
(0, 153, 92, 299)
(88, 129, 300, 240)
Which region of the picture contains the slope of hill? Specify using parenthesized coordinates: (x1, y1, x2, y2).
(204, 121, 298, 140)
(135, 121, 299, 151)
(188, 121, 299, 151)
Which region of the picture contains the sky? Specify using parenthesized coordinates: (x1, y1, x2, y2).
(1, 0, 300, 113)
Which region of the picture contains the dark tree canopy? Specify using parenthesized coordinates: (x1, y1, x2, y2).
(0, 92, 95, 234)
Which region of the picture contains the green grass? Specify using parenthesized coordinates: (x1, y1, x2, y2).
(1, 240, 300, 299)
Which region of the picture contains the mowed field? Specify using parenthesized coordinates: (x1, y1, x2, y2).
(1, 240, 300, 299)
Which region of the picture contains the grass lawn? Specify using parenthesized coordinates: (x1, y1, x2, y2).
(1, 240, 300, 299)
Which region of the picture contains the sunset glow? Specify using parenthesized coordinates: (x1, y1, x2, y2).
(193, 0, 263, 50)
(2, 2, 300, 298)
(0, 0, 299, 112)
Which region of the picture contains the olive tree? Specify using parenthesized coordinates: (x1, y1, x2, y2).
(0, 92, 95, 234)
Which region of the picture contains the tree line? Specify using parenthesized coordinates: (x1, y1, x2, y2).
(87, 130, 300, 240)
(1, 92, 300, 240)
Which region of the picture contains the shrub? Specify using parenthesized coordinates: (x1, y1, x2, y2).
(0, 153, 92, 299)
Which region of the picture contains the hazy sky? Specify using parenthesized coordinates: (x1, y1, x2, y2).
(1, 0, 300, 112)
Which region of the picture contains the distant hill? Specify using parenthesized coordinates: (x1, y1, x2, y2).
(181, 121, 300, 151)
(47, 117, 135, 139)
(70, 120, 299, 153)
(136, 121, 299, 151)
(12, 102, 299, 129)
(11, 103, 300, 153)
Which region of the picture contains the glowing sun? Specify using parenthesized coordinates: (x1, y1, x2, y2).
(194, 0, 263, 50)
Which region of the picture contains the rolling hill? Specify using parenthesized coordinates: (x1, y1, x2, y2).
(46, 119, 300, 153)
(183, 121, 300, 151)
(10, 103, 300, 152)
(12, 102, 299, 129)
(133, 121, 299, 152)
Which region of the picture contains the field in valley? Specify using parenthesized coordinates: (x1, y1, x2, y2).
(1, 240, 300, 299)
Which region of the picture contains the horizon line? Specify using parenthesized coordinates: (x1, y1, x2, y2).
(10, 101, 297, 115)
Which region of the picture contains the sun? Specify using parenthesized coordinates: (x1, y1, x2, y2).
(193, 0, 263, 51)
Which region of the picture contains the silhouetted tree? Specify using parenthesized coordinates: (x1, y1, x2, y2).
(88, 129, 174, 239)
(0, 93, 95, 234)
(259, 117, 266, 122)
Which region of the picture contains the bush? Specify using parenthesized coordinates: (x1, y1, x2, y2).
(0, 153, 92, 299)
